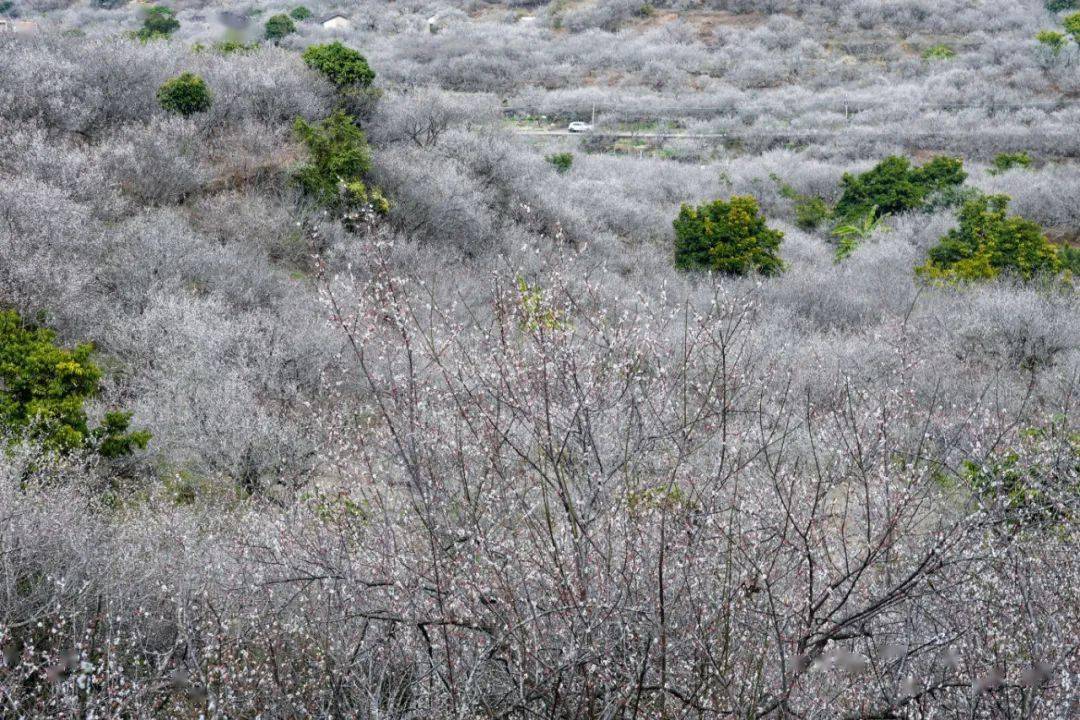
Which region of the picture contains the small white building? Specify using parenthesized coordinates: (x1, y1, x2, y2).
(321, 13, 351, 31)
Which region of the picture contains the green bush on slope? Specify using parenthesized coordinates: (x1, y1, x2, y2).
(0, 310, 150, 457)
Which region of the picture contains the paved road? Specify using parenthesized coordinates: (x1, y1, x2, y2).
(515, 129, 729, 138)
(514, 128, 1079, 142)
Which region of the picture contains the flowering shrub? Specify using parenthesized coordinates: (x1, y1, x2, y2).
(0, 247, 1077, 716)
(2, 7, 1080, 718)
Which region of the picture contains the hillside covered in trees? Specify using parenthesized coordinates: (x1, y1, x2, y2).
(0, 0, 1078, 717)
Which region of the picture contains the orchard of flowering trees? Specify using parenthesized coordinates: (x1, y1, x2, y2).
(1, 1, 1078, 718)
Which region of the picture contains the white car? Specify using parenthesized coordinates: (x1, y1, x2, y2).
(568, 121, 594, 133)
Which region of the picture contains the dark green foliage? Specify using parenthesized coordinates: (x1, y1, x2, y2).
(136, 6, 179, 40)
(673, 196, 784, 276)
(293, 110, 388, 223)
(990, 152, 1033, 175)
(1046, 0, 1078, 11)
(294, 110, 373, 207)
(836, 157, 920, 219)
(93, 411, 152, 459)
(546, 152, 573, 174)
(302, 42, 376, 87)
(835, 155, 966, 219)
(0, 2, 14, 16)
(1060, 245, 1080, 276)
(0, 310, 97, 453)
(264, 13, 296, 41)
(917, 194, 1062, 282)
(157, 73, 212, 116)
(915, 155, 967, 190)
(0, 310, 149, 457)
(290, 6, 313, 20)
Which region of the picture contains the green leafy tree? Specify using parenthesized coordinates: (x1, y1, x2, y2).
(302, 42, 376, 87)
(157, 73, 212, 116)
(136, 5, 179, 40)
(0, 310, 150, 457)
(1037, 30, 1067, 54)
(1064, 12, 1080, 42)
(835, 157, 921, 219)
(917, 194, 1063, 282)
(264, 13, 296, 41)
(294, 110, 386, 217)
(546, 152, 573, 174)
(673, 196, 784, 276)
(835, 155, 966, 220)
(290, 6, 312, 20)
